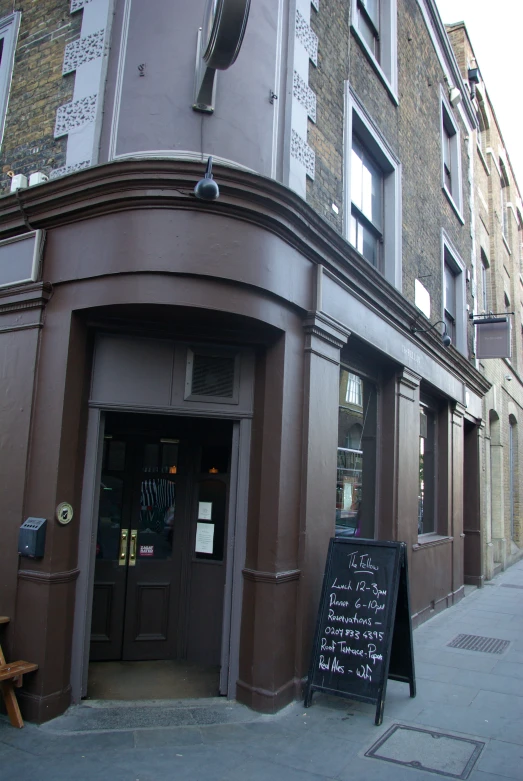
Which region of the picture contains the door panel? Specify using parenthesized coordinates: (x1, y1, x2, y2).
(90, 441, 131, 661)
(90, 413, 232, 666)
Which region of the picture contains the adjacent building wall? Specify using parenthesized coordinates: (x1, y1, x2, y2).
(447, 22, 523, 577)
(0, 1, 81, 194)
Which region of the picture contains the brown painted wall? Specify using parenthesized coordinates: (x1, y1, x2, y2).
(0, 161, 490, 721)
(99, 0, 284, 177)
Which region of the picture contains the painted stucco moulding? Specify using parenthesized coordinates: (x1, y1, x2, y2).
(293, 70, 316, 122)
(63, 29, 105, 75)
(54, 94, 97, 138)
(70, 0, 93, 12)
(291, 128, 315, 180)
(295, 9, 318, 66)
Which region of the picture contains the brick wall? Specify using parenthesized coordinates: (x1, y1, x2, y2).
(306, 0, 473, 341)
(0, 1, 81, 195)
(307, 0, 348, 234)
(448, 22, 523, 559)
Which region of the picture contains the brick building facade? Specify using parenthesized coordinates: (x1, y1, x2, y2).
(0, 0, 494, 723)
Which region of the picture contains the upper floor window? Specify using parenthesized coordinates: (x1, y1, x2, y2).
(442, 236, 466, 354)
(350, 139, 383, 269)
(480, 249, 489, 313)
(444, 260, 457, 344)
(441, 97, 463, 219)
(351, 0, 397, 100)
(345, 90, 401, 288)
(357, 0, 380, 57)
(501, 184, 509, 242)
(0, 13, 21, 145)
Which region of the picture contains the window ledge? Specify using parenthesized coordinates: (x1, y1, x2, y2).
(350, 25, 399, 106)
(413, 534, 453, 551)
(442, 186, 465, 225)
(502, 235, 512, 256)
(477, 145, 490, 176)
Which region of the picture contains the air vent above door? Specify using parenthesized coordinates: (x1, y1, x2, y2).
(185, 348, 240, 404)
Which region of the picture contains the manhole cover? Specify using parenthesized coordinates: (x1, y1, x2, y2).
(365, 724, 484, 779)
(447, 634, 510, 654)
(501, 583, 523, 590)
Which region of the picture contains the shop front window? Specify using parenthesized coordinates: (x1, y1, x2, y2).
(418, 404, 436, 535)
(336, 369, 377, 539)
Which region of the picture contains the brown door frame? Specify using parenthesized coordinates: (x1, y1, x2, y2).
(71, 407, 250, 702)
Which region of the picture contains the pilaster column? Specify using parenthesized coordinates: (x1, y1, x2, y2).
(294, 312, 350, 685)
(451, 402, 466, 595)
(381, 368, 421, 548)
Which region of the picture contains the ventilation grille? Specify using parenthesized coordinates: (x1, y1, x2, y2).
(191, 353, 235, 398)
(447, 634, 510, 654)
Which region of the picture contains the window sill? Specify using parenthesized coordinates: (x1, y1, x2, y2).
(502, 235, 512, 256)
(442, 186, 465, 225)
(477, 144, 490, 176)
(350, 25, 399, 107)
(413, 534, 453, 551)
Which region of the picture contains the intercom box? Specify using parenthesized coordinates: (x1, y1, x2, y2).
(18, 517, 47, 558)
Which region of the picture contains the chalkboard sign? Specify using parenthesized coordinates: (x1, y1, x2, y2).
(304, 538, 415, 725)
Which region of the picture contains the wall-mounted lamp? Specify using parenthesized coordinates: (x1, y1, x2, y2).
(194, 156, 220, 201)
(444, 75, 462, 108)
(448, 86, 462, 108)
(411, 319, 452, 348)
(468, 65, 480, 100)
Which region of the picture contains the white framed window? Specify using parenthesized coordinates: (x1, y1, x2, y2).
(345, 89, 401, 288)
(351, 0, 397, 101)
(0, 13, 20, 146)
(440, 94, 463, 219)
(480, 248, 489, 313)
(501, 183, 509, 243)
(442, 233, 466, 354)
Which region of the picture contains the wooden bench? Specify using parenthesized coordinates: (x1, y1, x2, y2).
(0, 616, 38, 728)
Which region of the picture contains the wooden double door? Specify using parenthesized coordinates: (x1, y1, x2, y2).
(90, 412, 232, 663)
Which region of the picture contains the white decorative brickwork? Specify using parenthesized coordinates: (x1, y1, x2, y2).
(311, 0, 319, 11)
(71, 0, 93, 12)
(49, 160, 91, 179)
(55, 0, 112, 174)
(54, 94, 97, 138)
(63, 28, 105, 75)
(291, 129, 315, 179)
(293, 70, 316, 123)
(295, 9, 318, 66)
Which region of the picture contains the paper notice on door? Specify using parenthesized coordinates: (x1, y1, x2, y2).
(195, 522, 214, 554)
(198, 501, 212, 520)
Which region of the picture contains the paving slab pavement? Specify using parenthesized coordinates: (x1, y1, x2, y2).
(1, 559, 522, 781)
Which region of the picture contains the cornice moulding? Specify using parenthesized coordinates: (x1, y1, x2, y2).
(0, 160, 490, 398)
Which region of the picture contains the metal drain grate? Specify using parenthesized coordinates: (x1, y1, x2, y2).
(448, 634, 510, 654)
(501, 583, 523, 590)
(365, 724, 484, 779)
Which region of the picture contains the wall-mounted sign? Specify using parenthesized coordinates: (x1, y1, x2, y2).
(195, 522, 215, 554)
(475, 317, 511, 359)
(0, 230, 45, 289)
(193, 0, 251, 112)
(56, 502, 74, 525)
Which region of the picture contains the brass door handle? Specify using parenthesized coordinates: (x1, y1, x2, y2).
(129, 530, 138, 566)
(119, 529, 129, 566)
